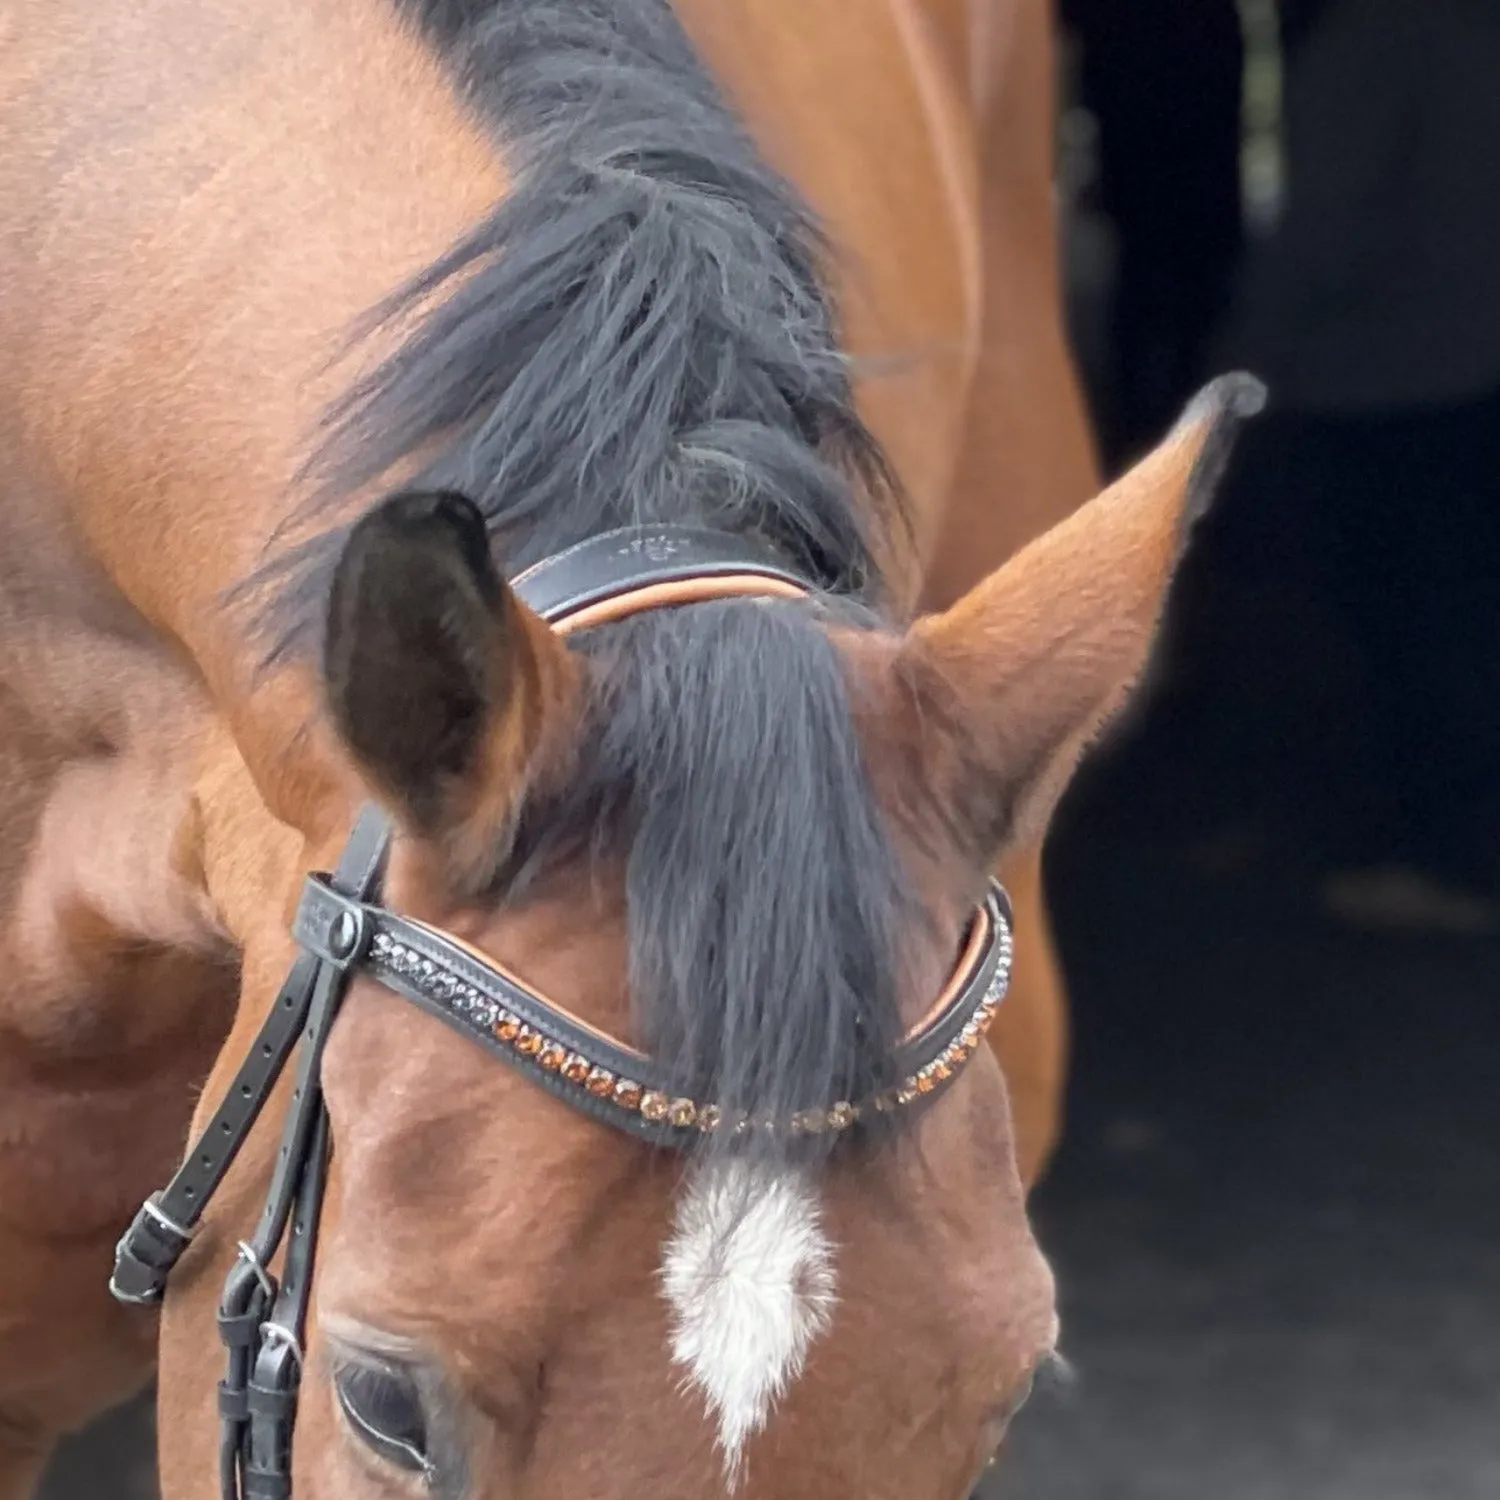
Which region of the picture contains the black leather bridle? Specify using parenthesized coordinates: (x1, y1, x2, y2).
(108, 527, 1014, 1500)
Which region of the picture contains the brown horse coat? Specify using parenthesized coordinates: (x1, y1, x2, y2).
(0, 2, 1247, 1495)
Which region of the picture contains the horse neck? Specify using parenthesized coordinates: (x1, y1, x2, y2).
(7, 630, 225, 1008)
(6, 0, 509, 839)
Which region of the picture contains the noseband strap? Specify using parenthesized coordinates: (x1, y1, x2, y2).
(107, 526, 1014, 1500)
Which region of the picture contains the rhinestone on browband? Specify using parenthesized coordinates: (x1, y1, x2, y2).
(366, 911, 1012, 1137)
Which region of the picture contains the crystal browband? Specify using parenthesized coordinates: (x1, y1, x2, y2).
(294, 875, 1015, 1149)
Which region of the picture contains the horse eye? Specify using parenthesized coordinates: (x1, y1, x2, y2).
(334, 1359, 432, 1478)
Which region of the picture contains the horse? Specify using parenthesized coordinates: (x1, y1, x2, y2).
(0, 1, 1260, 1495)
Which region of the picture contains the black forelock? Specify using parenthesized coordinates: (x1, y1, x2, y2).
(246, 0, 918, 1167)
(495, 601, 913, 1166)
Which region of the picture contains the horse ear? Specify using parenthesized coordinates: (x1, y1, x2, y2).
(899, 374, 1264, 862)
(323, 490, 579, 883)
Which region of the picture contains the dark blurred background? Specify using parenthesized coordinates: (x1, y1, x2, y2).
(43, 2, 1500, 1495)
(992, 1, 1500, 1494)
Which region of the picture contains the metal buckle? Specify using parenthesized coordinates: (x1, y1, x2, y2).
(109, 1193, 195, 1306)
(109, 1229, 163, 1307)
(292, 876, 370, 970)
(143, 1195, 195, 1244)
(258, 1323, 305, 1368)
(235, 1241, 278, 1304)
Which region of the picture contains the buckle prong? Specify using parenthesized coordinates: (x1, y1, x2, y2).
(235, 1241, 277, 1303)
(143, 1195, 195, 1244)
(259, 1323, 305, 1367)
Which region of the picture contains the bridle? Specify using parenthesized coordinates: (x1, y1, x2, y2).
(108, 525, 1015, 1500)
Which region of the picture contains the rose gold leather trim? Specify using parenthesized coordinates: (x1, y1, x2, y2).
(550, 574, 809, 636)
(405, 917, 651, 1059)
(903, 899, 992, 1037)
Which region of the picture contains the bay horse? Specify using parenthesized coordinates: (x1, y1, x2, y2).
(0, 0, 1261, 1496)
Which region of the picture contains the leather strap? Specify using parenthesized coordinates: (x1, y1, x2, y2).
(511, 525, 814, 624)
(110, 811, 391, 1306)
(240, 1109, 331, 1500)
(110, 954, 318, 1305)
(347, 880, 1010, 1146)
(213, 807, 392, 1500)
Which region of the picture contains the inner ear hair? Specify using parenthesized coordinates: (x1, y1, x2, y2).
(897, 374, 1265, 866)
(322, 489, 580, 890)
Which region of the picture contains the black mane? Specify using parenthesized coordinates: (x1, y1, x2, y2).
(259, 0, 916, 1164)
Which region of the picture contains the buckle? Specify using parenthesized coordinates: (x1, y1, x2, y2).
(292, 876, 370, 970)
(109, 1231, 166, 1306)
(109, 1194, 194, 1306)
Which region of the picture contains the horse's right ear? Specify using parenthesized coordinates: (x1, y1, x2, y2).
(323, 490, 579, 886)
(897, 374, 1265, 865)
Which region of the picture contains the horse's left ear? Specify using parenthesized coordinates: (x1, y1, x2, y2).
(323, 489, 579, 885)
(899, 374, 1265, 862)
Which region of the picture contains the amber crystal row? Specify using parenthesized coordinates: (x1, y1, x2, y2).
(367, 911, 1010, 1137)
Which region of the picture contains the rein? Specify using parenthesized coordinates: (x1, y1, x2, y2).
(108, 526, 1014, 1500)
